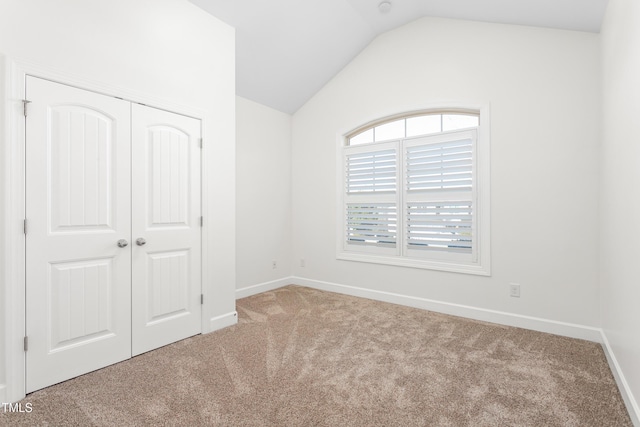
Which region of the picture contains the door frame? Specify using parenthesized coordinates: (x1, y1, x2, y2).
(2, 58, 235, 403)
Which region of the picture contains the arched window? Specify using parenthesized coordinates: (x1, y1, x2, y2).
(348, 112, 479, 145)
(338, 108, 490, 275)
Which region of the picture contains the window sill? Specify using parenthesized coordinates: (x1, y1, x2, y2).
(336, 251, 490, 276)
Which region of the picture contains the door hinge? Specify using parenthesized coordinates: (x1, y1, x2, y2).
(23, 219, 27, 234)
(200, 294, 204, 305)
(200, 216, 203, 227)
(199, 138, 203, 149)
(22, 99, 31, 117)
(24, 336, 28, 352)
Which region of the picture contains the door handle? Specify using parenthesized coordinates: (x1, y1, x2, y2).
(136, 238, 147, 246)
(117, 239, 129, 248)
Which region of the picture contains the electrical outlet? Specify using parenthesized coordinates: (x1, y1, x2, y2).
(509, 283, 521, 298)
(300, 258, 306, 267)
(272, 260, 277, 269)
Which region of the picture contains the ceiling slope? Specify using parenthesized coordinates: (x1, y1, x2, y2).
(190, 0, 608, 114)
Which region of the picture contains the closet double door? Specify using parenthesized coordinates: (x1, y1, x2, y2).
(25, 77, 202, 393)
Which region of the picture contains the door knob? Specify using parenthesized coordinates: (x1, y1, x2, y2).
(117, 239, 129, 248)
(136, 238, 147, 246)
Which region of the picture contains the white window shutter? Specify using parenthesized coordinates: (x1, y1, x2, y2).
(346, 203, 397, 247)
(346, 149, 396, 193)
(344, 143, 398, 251)
(404, 130, 476, 258)
(406, 201, 472, 253)
(406, 137, 473, 192)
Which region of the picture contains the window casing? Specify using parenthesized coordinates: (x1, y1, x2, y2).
(338, 109, 490, 275)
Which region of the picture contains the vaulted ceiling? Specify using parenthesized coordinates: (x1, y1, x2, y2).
(189, 0, 609, 114)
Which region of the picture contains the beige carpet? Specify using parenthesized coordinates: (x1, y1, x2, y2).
(0, 285, 632, 426)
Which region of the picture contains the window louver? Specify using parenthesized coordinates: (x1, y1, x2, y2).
(406, 138, 472, 192)
(406, 201, 472, 253)
(346, 204, 397, 247)
(346, 149, 396, 193)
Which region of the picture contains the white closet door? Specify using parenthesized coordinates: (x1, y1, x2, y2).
(131, 104, 202, 356)
(25, 77, 132, 393)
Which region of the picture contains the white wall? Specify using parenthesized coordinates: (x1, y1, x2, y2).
(0, 54, 6, 400)
(600, 0, 640, 420)
(292, 17, 601, 327)
(236, 96, 292, 292)
(0, 0, 235, 401)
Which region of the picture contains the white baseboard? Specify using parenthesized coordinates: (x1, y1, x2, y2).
(292, 276, 602, 343)
(236, 277, 293, 299)
(601, 331, 640, 427)
(208, 311, 238, 332)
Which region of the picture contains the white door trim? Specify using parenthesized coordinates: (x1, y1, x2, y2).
(2, 57, 225, 403)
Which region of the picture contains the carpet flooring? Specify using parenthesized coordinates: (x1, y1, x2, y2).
(0, 285, 632, 426)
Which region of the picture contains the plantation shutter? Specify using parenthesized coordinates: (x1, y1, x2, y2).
(346, 149, 396, 193)
(344, 142, 398, 251)
(404, 130, 477, 259)
(346, 203, 397, 247)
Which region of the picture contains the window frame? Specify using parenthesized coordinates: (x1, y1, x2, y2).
(336, 105, 491, 276)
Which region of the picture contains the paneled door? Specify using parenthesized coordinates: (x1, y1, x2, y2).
(131, 104, 202, 356)
(25, 76, 133, 393)
(25, 78, 203, 392)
